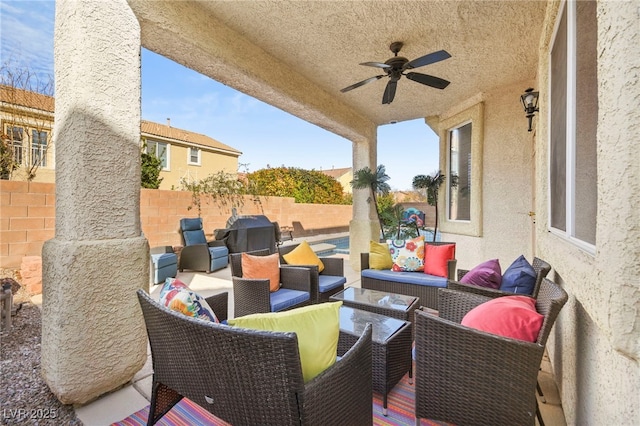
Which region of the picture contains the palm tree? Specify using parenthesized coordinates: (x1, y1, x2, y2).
(350, 164, 391, 239)
(412, 171, 447, 242)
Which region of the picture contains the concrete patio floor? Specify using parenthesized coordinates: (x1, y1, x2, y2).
(54, 235, 566, 425)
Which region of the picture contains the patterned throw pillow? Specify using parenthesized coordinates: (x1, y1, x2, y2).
(159, 278, 219, 322)
(387, 235, 425, 272)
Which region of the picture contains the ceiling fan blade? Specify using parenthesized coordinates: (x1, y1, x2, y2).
(406, 72, 450, 89)
(360, 61, 391, 69)
(382, 80, 397, 104)
(404, 50, 451, 70)
(340, 75, 384, 93)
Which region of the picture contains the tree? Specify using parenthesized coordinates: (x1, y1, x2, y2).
(350, 164, 391, 238)
(140, 145, 164, 189)
(248, 167, 349, 204)
(412, 170, 448, 241)
(0, 59, 55, 181)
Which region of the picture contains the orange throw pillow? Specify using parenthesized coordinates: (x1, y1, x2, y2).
(424, 243, 456, 278)
(241, 252, 281, 292)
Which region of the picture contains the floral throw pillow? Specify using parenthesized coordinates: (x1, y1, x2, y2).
(387, 235, 425, 272)
(159, 278, 219, 322)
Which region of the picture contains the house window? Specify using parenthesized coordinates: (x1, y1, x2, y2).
(549, 0, 597, 249)
(32, 130, 48, 167)
(448, 122, 472, 221)
(438, 102, 484, 237)
(188, 147, 201, 165)
(6, 126, 24, 165)
(146, 140, 169, 171)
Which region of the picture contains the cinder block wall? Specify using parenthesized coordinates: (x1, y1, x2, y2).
(1, 181, 352, 268)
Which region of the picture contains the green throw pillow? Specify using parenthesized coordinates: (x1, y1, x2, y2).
(228, 301, 342, 382)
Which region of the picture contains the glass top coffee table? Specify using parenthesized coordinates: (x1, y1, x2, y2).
(330, 286, 419, 324)
(337, 306, 413, 416)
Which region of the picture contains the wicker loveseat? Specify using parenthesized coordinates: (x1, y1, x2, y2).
(137, 289, 374, 426)
(360, 242, 457, 310)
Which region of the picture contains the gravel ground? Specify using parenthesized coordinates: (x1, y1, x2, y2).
(0, 269, 82, 425)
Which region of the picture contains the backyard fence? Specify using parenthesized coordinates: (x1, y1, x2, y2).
(0, 181, 352, 269)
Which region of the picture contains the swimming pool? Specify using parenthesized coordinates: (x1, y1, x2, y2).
(313, 236, 350, 256)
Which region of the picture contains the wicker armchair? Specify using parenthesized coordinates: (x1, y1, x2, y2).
(414, 278, 568, 426)
(230, 249, 312, 317)
(137, 290, 373, 426)
(450, 256, 551, 299)
(278, 243, 347, 303)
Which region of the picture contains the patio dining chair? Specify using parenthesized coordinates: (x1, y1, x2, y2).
(414, 278, 568, 426)
(229, 248, 312, 317)
(137, 289, 373, 426)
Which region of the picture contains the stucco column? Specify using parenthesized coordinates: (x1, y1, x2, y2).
(42, 0, 148, 404)
(349, 127, 379, 270)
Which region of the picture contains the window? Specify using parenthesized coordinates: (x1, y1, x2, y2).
(7, 126, 24, 165)
(146, 140, 169, 171)
(32, 130, 48, 167)
(549, 0, 597, 250)
(438, 102, 484, 237)
(188, 147, 201, 165)
(448, 122, 472, 221)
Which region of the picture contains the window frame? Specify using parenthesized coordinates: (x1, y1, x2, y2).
(146, 139, 170, 171)
(438, 102, 484, 237)
(187, 146, 201, 166)
(547, 0, 597, 254)
(31, 129, 48, 167)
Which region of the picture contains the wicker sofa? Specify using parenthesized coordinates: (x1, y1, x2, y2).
(360, 242, 457, 310)
(137, 289, 374, 426)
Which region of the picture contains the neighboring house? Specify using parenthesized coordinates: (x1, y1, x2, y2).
(320, 166, 352, 194)
(141, 119, 241, 190)
(0, 84, 55, 183)
(0, 85, 241, 187)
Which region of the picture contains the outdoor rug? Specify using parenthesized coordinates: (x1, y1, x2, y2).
(112, 371, 451, 425)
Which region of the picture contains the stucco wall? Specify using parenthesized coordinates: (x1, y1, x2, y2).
(534, 1, 640, 424)
(0, 180, 353, 269)
(436, 83, 535, 271)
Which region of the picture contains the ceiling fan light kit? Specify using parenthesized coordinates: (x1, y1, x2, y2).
(340, 41, 451, 104)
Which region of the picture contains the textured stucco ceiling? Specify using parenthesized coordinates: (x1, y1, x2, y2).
(129, 0, 547, 139)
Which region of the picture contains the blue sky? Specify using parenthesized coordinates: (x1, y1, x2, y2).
(1, 0, 440, 190)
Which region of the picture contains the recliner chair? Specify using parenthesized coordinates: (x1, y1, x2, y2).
(178, 218, 229, 273)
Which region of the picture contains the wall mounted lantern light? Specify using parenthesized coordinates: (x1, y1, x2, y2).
(520, 87, 539, 132)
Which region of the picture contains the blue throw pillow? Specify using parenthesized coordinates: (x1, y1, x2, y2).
(500, 255, 536, 295)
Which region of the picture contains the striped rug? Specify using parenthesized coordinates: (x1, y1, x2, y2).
(113, 372, 451, 425)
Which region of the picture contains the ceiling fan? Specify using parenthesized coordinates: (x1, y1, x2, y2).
(340, 41, 451, 104)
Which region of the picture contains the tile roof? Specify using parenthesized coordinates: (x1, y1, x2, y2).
(0, 85, 54, 112)
(320, 167, 351, 178)
(0, 85, 241, 155)
(141, 120, 241, 155)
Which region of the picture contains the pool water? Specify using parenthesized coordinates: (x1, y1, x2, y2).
(313, 236, 349, 256)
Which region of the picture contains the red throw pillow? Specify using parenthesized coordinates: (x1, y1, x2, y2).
(461, 296, 544, 342)
(423, 244, 456, 278)
(241, 253, 281, 292)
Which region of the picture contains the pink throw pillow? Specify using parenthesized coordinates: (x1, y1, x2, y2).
(423, 244, 456, 278)
(459, 259, 502, 289)
(461, 296, 544, 342)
